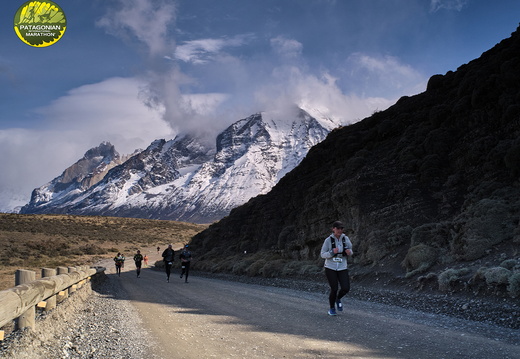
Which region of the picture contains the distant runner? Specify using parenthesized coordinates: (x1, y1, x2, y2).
(179, 245, 192, 283)
(134, 250, 143, 278)
(162, 244, 175, 282)
(114, 252, 125, 277)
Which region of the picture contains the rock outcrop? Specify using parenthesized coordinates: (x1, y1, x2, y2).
(191, 26, 520, 298)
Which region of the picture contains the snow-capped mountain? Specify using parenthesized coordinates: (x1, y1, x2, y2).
(0, 190, 28, 213)
(21, 108, 338, 223)
(23, 142, 133, 209)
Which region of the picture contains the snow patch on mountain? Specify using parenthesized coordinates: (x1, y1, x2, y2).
(21, 108, 339, 223)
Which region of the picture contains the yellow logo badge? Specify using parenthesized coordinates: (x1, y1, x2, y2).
(14, 1, 67, 47)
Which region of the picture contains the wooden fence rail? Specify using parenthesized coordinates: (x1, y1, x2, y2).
(0, 265, 106, 337)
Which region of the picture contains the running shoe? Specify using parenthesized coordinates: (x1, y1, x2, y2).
(336, 299, 343, 311)
(328, 308, 337, 316)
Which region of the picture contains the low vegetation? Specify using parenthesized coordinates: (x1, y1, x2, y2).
(0, 213, 207, 291)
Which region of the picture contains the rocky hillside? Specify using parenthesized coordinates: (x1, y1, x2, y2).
(191, 26, 520, 300)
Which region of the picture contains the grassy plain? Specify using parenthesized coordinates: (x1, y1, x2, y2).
(0, 213, 207, 291)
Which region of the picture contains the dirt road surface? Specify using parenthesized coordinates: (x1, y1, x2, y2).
(106, 250, 519, 359)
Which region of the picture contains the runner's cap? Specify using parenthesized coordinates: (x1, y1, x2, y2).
(332, 221, 345, 229)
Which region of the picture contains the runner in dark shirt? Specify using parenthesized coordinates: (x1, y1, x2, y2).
(162, 244, 175, 282)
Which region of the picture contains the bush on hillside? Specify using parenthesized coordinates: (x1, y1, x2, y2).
(260, 259, 287, 278)
(484, 266, 512, 287)
(410, 222, 450, 248)
(364, 224, 412, 264)
(402, 243, 438, 278)
(232, 259, 254, 275)
(507, 272, 520, 297)
(452, 198, 516, 260)
(438, 268, 471, 292)
(246, 259, 267, 277)
(500, 259, 519, 270)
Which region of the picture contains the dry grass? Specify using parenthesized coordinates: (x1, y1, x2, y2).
(0, 213, 207, 291)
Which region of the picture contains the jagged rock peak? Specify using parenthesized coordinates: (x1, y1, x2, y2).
(83, 141, 118, 160)
(61, 141, 120, 184)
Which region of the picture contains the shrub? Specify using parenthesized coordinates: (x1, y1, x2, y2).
(500, 259, 519, 270)
(365, 224, 413, 264)
(507, 273, 520, 298)
(231, 259, 253, 275)
(484, 267, 512, 286)
(364, 230, 388, 263)
(214, 257, 237, 273)
(438, 268, 470, 292)
(438, 269, 459, 291)
(81, 244, 107, 255)
(452, 198, 515, 260)
(387, 224, 413, 248)
(410, 223, 450, 247)
(246, 259, 267, 277)
(402, 243, 438, 278)
(281, 261, 302, 277)
(417, 272, 438, 290)
(299, 263, 322, 276)
(261, 259, 287, 278)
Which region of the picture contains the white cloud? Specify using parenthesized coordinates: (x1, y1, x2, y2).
(270, 36, 303, 59)
(344, 53, 426, 98)
(250, 37, 422, 125)
(37, 77, 173, 154)
(430, 0, 467, 12)
(97, 0, 177, 57)
(254, 65, 393, 125)
(169, 34, 426, 132)
(180, 93, 230, 116)
(0, 77, 174, 205)
(175, 35, 254, 64)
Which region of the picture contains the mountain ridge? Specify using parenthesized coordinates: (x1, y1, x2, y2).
(21, 108, 337, 223)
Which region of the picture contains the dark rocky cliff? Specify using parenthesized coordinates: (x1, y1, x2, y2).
(191, 26, 520, 299)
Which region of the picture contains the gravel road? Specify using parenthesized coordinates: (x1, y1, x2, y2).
(1, 252, 519, 359)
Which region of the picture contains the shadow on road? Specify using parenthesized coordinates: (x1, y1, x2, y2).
(90, 263, 520, 359)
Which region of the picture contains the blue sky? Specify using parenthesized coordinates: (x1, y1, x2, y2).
(0, 0, 519, 210)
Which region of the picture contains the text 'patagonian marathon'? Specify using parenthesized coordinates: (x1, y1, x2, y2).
(18, 25, 62, 31)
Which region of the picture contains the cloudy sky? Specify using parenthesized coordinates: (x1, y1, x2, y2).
(1, 0, 519, 210)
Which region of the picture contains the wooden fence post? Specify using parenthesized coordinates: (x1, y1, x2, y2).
(14, 269, 36, 330)
(57, 266, 69, 302)
(41, 268, 57, 311)
(68, 267, 77, 295)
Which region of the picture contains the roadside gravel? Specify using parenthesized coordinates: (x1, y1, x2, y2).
(0, 272, 160, 359)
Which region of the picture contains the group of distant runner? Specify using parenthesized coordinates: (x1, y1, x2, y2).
(113, 244, 192, 283)
(160, 244, 192, 283)
(112, 220, 352, 316)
